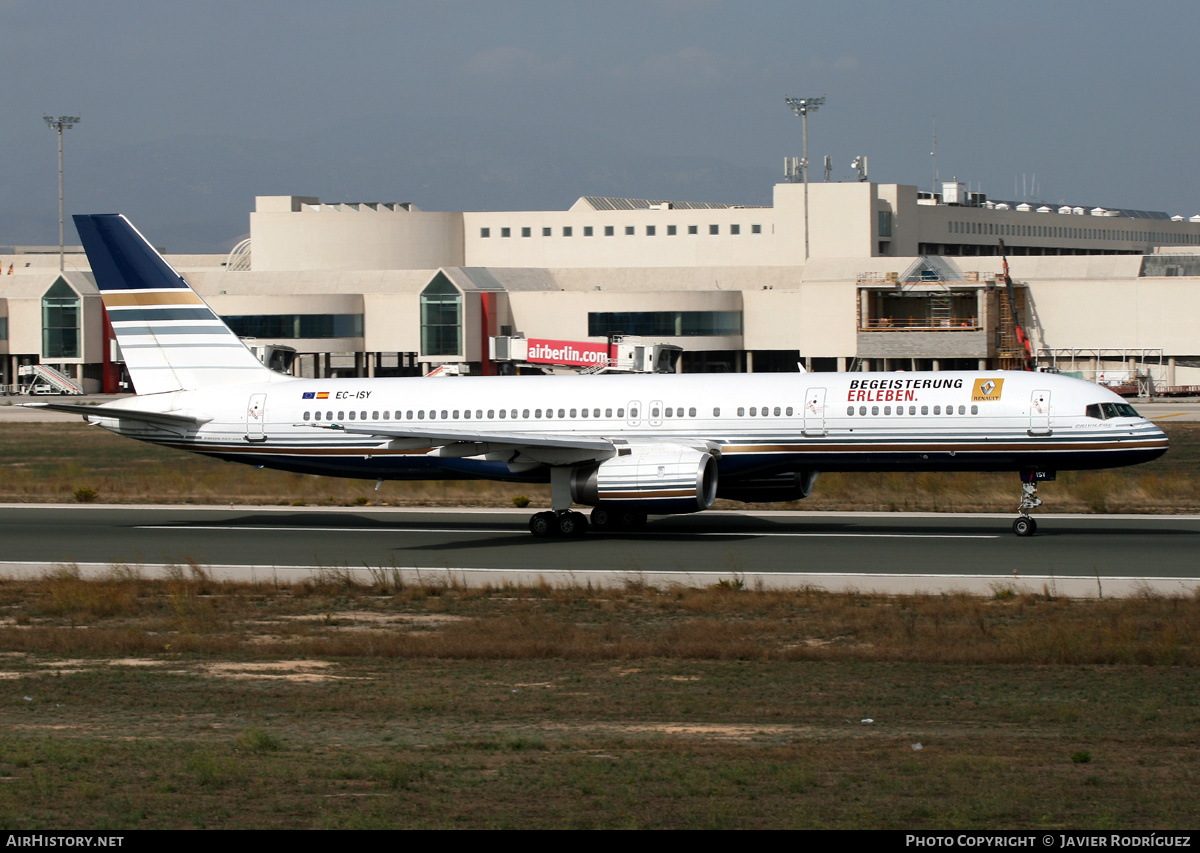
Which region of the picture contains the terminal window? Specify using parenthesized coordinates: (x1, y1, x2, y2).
(542, 227, 552, 237)
(584, 226, 594, 237)
(563, 226, 573, 237)
(480, 227, 490, 238)
(625, 226, 635, 236)
(731, 224, 740, 235)
(646, 225, 656, 236)
(668, 225, 677, 236)
(521, 227, 531, 237)
(604, 226, 615, 236)
(688, 225, 698, 235)
(709, 224, 719, 235)
(501, 227, 511, 238)
(752, 224, 762, 233)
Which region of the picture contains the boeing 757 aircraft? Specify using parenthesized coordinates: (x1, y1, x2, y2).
(29, 214, 1169, 538)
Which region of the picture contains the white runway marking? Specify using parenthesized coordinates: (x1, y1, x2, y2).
(136, 524, 998, 539)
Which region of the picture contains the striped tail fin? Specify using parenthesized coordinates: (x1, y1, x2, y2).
(74, 214, 276, 395)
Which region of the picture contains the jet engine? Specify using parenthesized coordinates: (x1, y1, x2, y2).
(570, 445, 718, 514)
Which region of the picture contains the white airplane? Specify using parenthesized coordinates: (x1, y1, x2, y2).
(30, 214, 1169, 538)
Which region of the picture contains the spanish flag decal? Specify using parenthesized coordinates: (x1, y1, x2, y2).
(972, 378, 1004, 401)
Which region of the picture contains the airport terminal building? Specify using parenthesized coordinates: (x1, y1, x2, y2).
(4, 177, 1200, 393)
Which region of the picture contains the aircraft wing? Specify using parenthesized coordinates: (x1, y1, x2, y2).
(20, 402, 211, 429)
(315, 422, 615, 451)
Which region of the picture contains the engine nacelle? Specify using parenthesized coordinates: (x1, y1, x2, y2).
(571, 445, 718, 513)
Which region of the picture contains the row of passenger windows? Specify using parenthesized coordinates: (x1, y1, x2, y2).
(848, 404, 979, 416)
(301, 404, 990, 423)
(479, 224, 763, 238)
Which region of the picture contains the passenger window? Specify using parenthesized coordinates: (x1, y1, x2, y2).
(606, 409, 613, 418)
(934, 406, 941, 415)
(749, 407, 757, 416)
(570, 409, 577, 418)
(327, 411, 333, 419)
(630, 408, 638, 418)
(373, 411, 379, 420)
(884, 406, 891, 415)
(348, 411, 356, 420)
(690, 407, 697, 417)
(909, 406, 916, 415)
(383, 411, 389, 420)
(920, 406, 929, 415)
(971, 405, 978, 415)
(339, 411, 346, 420)
(558, 409, 565, 418)
(617, 408, 624, 418)
(581, 408, 588, 418)
(871, 406, 879, 415)
(488, 410, 495, 418)
(453, 410, 459, 419)
(304, 411, 311, 420)
(536, 409, 543, 418)
(713, 407, 720, 417)
(476, 410, 482, 419)
(406, 411, 413, 419)
(440, 410, 448, 419)
(958, 405, 965, 415)
(774, 407, 781, 416)
(785, 407, 792, 417)
(511, 410, 518, 419)
(594, 409, 601, 418)
(847, 406, 854, 416)
(464, 410, 471, 419)
(652, 407, 661, 418)
(859, 406, 867, 416)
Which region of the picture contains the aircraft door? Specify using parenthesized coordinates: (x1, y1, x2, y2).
(649, 400, 663, 427)
(803, 387, 827, 436)
(1030, 389, 1051, 435)
(246, 393, 268, 441)
(626, 401, 642, 428)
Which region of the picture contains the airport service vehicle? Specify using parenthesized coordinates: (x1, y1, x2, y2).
(30, 214, 1169, 538)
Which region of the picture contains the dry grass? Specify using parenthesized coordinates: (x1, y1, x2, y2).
(1, 421, 1197, 512)
(2, 571, 1198, 665)
(1, 573, 1199, 828)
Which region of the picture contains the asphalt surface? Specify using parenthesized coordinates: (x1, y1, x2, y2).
(1, 505, 1197, 596)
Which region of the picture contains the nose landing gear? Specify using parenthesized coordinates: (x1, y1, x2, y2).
(1013, 470, 1050, 536)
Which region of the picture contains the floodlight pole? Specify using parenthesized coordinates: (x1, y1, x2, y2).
(44, 115, 80, 272)
(785, 96, 824, 261)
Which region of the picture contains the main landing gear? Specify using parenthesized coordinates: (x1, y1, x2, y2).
(527, 507, 649, 538)
(529, 510, 589, 539)
(1012, 471, 1045, 537)
(529, 466, 649, 539)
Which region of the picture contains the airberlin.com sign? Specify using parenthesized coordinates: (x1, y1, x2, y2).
(525, 338, 611, 367)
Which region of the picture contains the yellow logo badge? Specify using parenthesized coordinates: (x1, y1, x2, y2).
(972, 378, 1004, 401)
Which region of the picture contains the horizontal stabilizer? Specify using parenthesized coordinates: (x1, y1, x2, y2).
(22, 402, 211, 429)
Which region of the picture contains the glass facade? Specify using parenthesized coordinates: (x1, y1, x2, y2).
(223, 314, 363, 339)
(421, 274, 463, 357)
(588, 311, 742, 337)
(42, 278, 80, 358)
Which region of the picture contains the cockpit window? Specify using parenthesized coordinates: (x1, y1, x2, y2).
(1087, 402, 1141, 420)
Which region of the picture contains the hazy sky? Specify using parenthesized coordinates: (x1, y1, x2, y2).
(4, 0, 1199, 251)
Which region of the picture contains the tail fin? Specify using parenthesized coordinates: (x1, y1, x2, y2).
(74, 214, 276, 395)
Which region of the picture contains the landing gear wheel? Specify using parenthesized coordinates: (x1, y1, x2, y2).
(590, 507, 612, 531)
(529, 511, 558, 538)
(557, 511, 589, 538)
(617, 511, 648, 530)
(1012, 516, 1037, 537)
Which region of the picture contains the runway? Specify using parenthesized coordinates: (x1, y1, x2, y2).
(1, 504, 1197, 596)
